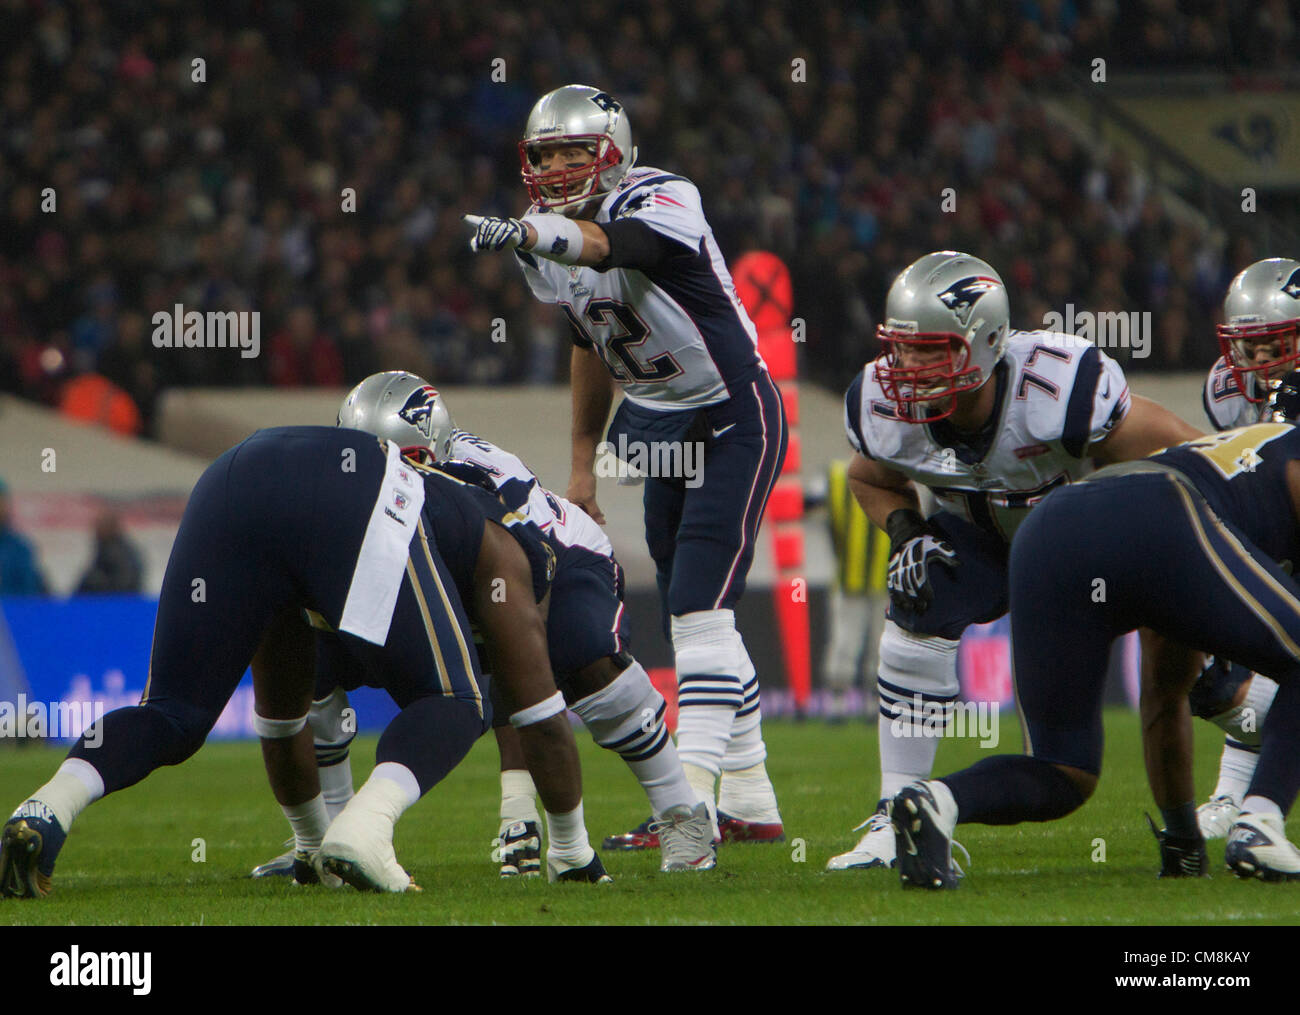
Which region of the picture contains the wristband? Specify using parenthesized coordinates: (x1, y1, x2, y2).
(885, 508, 930, 552)
(522, 213, 585, 265)
(510, 690, 566, 728)
(253, 713, 308, 739)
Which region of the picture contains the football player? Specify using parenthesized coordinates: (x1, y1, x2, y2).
(893, 415, 1300, 887)
(1, 426, 607, 897)
(828, 250, 1202, 872)
(252, 372, 715, 877)
(463, 85, 787, 848)
(1189, 259, 1300, 837)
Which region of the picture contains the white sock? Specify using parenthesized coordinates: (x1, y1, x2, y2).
(570, 662, 697, 815)
(719, 762, 782, 823)
(876, 623, 959, 799)
(672, 611, 745, 775)
(1241, 794, 1283, 821)
(283, 793, 330, 854)
(19, 759, 105, 831)
(682, 763, 719, 833)
(500, 769, 540, 825)
(1212, 740, 1259, 802)
(545, 801, 593, 864)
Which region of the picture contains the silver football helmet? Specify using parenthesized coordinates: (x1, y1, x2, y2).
(337, 371, 455, 463)
(874, 251, 1010, 421)
(1217, 257, 1300, 404)
(519, 84, 637, 215)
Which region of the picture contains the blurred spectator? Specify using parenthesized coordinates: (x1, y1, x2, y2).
(0, 479, 48, 596)
(75, 509, 144, 595)
(0, 0, 1295, 414)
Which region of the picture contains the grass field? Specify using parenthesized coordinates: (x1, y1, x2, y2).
(1, 707, 1298, 925)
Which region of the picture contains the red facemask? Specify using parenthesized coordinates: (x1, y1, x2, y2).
(1216, 319, 1300, 403)
(519, 136, 622, 211)
(874, 325, 981, 422)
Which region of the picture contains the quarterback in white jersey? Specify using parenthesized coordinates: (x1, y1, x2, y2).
(465, 84, 788, 849)
(1188, 259, 1300, 838)
(827, 251, 1201, 873)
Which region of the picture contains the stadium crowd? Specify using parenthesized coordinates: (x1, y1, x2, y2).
(1, 0, 1296, 434)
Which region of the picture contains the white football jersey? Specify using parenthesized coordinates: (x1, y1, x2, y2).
(447, 428, 613, 558)
(515, 166, 766, 412)
(1204, 355, 1267, 431)
(844, 331, 1131, 542)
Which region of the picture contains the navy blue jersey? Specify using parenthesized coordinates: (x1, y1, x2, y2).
(1153, 422, 1300, 567)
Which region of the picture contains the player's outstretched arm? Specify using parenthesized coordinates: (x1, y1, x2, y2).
(463, 214, 611, 267)
(472, 519, 582, 814)
(1090, 394, 1203, 464)
(567, 345, 614, 524)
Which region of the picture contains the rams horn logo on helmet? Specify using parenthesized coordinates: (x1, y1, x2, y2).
(937, 276, 1001, 328)
(397, 385, 441, 439)
(1282, 268, 1300, 301)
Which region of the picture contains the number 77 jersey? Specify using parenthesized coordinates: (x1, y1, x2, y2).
(844, 330, 1132, 543)
(513, 167, 766, 411)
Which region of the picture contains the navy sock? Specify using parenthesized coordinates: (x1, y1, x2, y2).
(941, 755, 1086, 825)
(376, 696, 483, 796)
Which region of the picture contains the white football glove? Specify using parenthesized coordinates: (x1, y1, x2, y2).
(464, 214, 528, 253)
(886, 532, 958, 613)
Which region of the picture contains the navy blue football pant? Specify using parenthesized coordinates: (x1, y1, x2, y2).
(1010, 471, 1300, 811)
(625, 372, 786, 631)
(68, 427, 488, 796)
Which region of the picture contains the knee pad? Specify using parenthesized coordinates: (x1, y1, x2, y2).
(569, 660, 669, 763)
(877, 620, 959, 725)
(309, 686, 355, 766)
(671, 610, 745, 711)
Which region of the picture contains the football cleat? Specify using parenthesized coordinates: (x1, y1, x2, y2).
(1, 803, 67, 899)
(1197, 794, 1241, 840)
(717, 809, 785, 844)
(320, 809, 419, 893)
(892, 781, 962, 890)
(650, 802, 717, 872)
(547, 849, 614, 884)
(492, 819, 542, 878)
(602, 816, 659, 851)
(1146, 814, 1208, 878)
(826, 800, 895, 871)
(1225, 812, 1300, 881)
(250, 842, 296, 879)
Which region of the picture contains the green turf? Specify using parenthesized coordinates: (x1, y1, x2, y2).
(2, 708, 1298, 924)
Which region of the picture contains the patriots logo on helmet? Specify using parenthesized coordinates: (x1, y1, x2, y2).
(937, 276, 1002, 327)
(1282, 268, 1300, 300)
(397, 385, 441, 439)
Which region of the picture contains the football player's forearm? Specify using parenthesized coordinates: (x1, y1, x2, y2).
(521, 218, 611, 267)
(1138, 630, 1199, 810)
(850, 477, 921, 532)
(570, 348, 613, 475)
(261, 726, 321, 806)
(517, 715, 584, 813)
